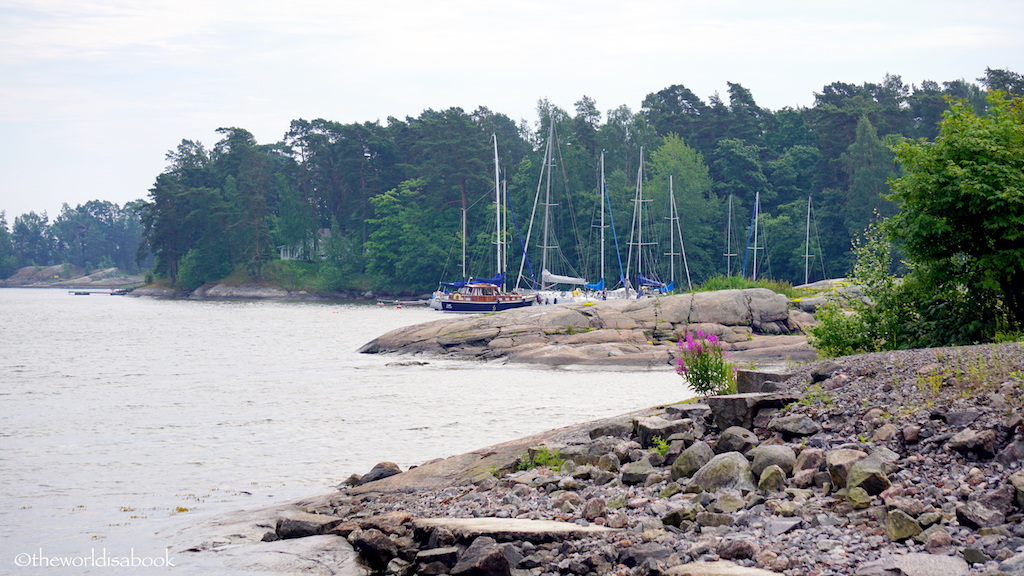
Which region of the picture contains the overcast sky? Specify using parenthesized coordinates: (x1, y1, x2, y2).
(1, 0, 1022, 221)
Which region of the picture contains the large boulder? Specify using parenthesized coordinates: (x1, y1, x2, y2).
(748, 445, 796, 477)
(706, 393, 800, 430)
(689, 452, 757, 493)
(451, 536, 511, 576)
(672, 441, 715, 480)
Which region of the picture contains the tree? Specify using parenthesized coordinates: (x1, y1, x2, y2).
(888, 92, 1024, 336)
(839, 117, 898, 237)
(12, 212, 53, 266)
(0, 211, 18, 278)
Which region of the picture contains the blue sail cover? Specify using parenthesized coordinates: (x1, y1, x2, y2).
(468, 272, 505, 285)
(637, 274, 666, 287)
(440, 281, 468, 289)
(584, 278, 605, 291)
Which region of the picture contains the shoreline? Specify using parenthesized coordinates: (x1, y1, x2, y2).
(170, 342, 1024, 575)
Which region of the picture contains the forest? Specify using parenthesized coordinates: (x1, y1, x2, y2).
(1, 68, 1022, 294)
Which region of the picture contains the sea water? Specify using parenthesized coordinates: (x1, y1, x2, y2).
(0, 288, 686, 573)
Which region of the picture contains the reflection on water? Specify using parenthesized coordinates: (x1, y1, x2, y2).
(0, 289, 687, 572)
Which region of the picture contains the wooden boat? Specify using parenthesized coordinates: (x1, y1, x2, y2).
(436, 282, 537, 313)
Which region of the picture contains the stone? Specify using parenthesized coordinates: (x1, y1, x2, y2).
(621, 457, 658, 485)
(715, 426, 760, 455)
(870, 423, 899, 442)
(618, 542, 673, 568)
(846, 456, 892, 495)
(749, 445, 796, 477)
(672, 441, 715, 480)
(826, 448, 868, 488)
(946, 428, 997, 458)
(717, 538, 760, 560)
(635, 415, 697, 448)
(663, 499, 705, 527)
(963, 547, 992, 565)
(589, 422, 632, 439)
(666, 560, 783, 575)
(767, 414, 821, 437)
(956, 501, 1006, 529)
(583, 498, 606, 521)
(275, 512, 346, 539)
(696, 511, 734, 527)
(997, 438, 1024, 467)
(765, 517, 803, 536)
(451, 536, 511, 576)
(411, 518, 618, 544)
(758, 465, 787, 492)
(792, 448, 824, 475)
(689, 452, 757, 493)
(416, 547, 460, 569)
(884, 509, 922, 541)
(1009, 470, 1024, 508)
(891, 553, 968, 576)
(736, 369, 792, 394)
(348, 528, 399, 571)
(706, 392, 800, 431)
(1000, 551, 1024, 575)
(847, 486, 872, 509)
(360, 461, 403, 485)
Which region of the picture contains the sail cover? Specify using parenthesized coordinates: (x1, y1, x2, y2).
(584, 278, 605, 291)
(469, 272, 505, 285)
(637, 274, 666, 287)
(542, 269, 587, 285)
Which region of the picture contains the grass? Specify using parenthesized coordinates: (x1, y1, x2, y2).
(516, 446, 565, 471)
(691, 275, 813, 300)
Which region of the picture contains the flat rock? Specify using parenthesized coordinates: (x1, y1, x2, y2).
(666, 560, 783, 575)
(411, 518, 618, 543)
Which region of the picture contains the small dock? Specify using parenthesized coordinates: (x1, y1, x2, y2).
(68, 286, 138, 296)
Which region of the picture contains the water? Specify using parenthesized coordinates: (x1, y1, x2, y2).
(0, 288, 688, 573)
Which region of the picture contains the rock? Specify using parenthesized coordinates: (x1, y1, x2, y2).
(672, 441, 715, 480)
(1001, 551, 1024, 575)
(767, 414, 821, 437)
(696, 511, 734, 527)
(736, 369, 792, 394)
(348, 528, 399, 571)
(589, 422, 631, 439)
(749, 445, 796, 477)
(956, 501, 1005, 529)
(826, 449, 868, 488)
(870, 423, 899, 442)
(715, 426, 760, 455)
(663, 499, 705, 527)
(451, 536, 511, 576)
(416, 547, 460, 569)
(583, 498, 606, 521)
(689, 452, 757, 493)
(847, 486, 872, 509)
(274, 512, 347, 540)
(621, 457, 658, 485)
(635, 415, 695, 448)
(891, 553, 969, 576)
(793, 448, 824, 475)
(846, 456, 892, 495)
(1009, 470, 1024, 508)
(717, 538, 761, 560)
(997, 438, 1024, 467)
(618, 542, 673, 568)
(758, 465, 786, 492)
(360, 461, 403, 485)
(884, 509, 922, 541)
(666, 560, 783, 575)
(765, 517, 803, 536)
(946, 428, 997, 458)
(706, 392, 800, 430)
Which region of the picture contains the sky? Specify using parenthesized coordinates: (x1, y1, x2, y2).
(1, 0, 1022, 222)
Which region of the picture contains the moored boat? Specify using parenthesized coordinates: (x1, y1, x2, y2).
(436, 282, 537, 312)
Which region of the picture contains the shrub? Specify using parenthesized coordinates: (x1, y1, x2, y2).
(676, 330, 737, 396)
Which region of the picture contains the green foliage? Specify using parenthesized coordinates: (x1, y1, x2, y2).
(676, 330, 737, 396)
(695, 275, 804, 299)
(651, 436, 670, 457)
(516, 446, 565, 471)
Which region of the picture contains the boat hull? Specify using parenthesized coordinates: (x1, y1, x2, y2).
(438, 295, 536, 313)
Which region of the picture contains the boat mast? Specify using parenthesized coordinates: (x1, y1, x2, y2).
(724, 195, 736, 276)
(803, 196, 812, 286)
(752, 191, 761, 281)
(600, 151, 606, 287)
(666, 175, 693, 291)
(493, 134, 504, 289)
(540, 121, 555, 291)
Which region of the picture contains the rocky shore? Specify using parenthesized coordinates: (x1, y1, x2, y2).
(359, 289, 819, 369)
(176, 342, 1024, 575)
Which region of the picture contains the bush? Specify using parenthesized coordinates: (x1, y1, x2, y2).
(676, 330, 737, 396)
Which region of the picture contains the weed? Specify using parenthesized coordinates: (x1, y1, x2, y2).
(651, 436, 670, 458)
(517, 446, 565, 471)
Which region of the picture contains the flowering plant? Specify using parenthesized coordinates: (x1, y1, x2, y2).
(676, 330, 737, 396)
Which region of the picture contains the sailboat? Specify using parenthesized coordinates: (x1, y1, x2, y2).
(515, 120, 590, 303)
(434, 135, 538, 312)
(664, 175, 693, 292)
(625, 148, 667, 297)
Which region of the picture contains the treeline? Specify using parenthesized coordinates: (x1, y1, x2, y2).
(2, 68, 1022, 293)
(0, 201, 148, 279)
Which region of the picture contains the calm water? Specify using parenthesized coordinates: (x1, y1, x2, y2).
(0, 288, 687, 573)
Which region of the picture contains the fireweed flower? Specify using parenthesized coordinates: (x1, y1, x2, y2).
(676, 330, 737, 396)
